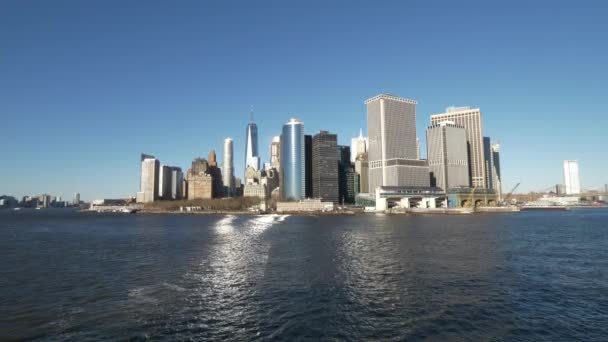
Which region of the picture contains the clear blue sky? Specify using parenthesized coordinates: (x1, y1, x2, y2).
(2, 0, 607, 201)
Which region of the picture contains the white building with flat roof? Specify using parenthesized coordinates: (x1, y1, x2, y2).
(366, 94, 429, 193)
(431, 107, 485, 188)
(563, 160, 581, 194)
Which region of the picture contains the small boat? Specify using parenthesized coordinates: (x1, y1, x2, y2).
(120, 207, 137, 214)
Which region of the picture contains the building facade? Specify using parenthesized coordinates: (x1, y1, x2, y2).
(159, 165, 171, 199)
(305, 134, 313, 198)
(245, 120, 260, 172)
(223, 138, 235, 196)
(169, 167, 183, 200)
(312, 131, 339, 202)
(137, 154, 160, 203)
(280, 118, 306, 200)
(350, 128, 368, 163)
(270, 135, 281, 169)
(426, 121, 470, 191)
(355, 152, 369, 194)
(186, 158, 213, 199)
(366, 94, 430, 193)
(430, 107, 485, 188)
(483, 137, 494, 190)
(491, 143, 502, 201)
(563, 160, 581, 194)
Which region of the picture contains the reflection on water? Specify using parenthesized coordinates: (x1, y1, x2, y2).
(1, 209, 607, 340)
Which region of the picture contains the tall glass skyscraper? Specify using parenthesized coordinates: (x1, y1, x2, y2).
(245, 121, 259, 172)
(281, 118, 305, 200)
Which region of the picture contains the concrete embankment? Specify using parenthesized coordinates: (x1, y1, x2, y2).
(476, 206, 520, 213)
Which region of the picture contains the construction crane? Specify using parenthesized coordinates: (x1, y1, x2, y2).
(502, 182, 520, 206)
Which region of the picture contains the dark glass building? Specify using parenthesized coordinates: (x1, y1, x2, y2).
(312, 131, 339, 202)
(305, 134, 313, 198)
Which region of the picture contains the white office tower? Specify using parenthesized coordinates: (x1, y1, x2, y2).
(223, 138, 235, 196)
(426, 121, 470, 191)
(563, 160, 581, 194)
(73, 193, 80, 206)
(431, 107, 486, 188)
(350, 128, 368, 163)
(136, 154, 160, 203)
(366, 94, 430, 193)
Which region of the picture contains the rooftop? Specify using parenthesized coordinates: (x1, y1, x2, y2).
(364, 94, 417, 105)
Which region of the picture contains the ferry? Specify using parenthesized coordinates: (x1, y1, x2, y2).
(521, 200, 569, 211)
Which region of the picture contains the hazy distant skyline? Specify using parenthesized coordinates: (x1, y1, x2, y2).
(2, 0, 607, 200)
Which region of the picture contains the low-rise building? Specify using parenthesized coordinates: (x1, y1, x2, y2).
(276, 199, 335, 212)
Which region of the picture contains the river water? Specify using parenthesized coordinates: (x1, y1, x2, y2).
(1, 209, 607, 340)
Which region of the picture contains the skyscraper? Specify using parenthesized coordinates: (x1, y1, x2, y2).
(207, 149, 223, 198)
(563, 160, 581, 194)
(73, 193, 80, 206)
(245, 115, 260, 172)
(366, 94, 429, 193)
(136, 153, 160, 203)
(159, 165, 171, 199)
(169, 167, 183, 200)
(280, 118, 305, 200)
(304, 134, 313, 198)
(223, 138, 235, 196)
(426, 121, 470, 191)
(312, 131, 339, 202)
(350, 128, 368, 163)
(491, 143, 502, 201)
(483, 137, 494, 190)
(338, 145, 356, 204)
(431, 107, 485, 188)
(270, 135, 281, 169)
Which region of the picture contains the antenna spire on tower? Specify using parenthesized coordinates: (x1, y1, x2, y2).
(250, 105, 254, 122)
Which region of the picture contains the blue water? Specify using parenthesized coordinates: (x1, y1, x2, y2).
(1, 209, 607, 341)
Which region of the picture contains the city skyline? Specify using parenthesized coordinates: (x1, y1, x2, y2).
(2, 1, 607, 200)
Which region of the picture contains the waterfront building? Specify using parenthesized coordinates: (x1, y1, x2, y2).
(276, 199, 335, 213)
(426, 121, 470, 191)
(264, 167, 280, 196)
(159, 165, 172, 199)
(136, 153, 160, 203)
(245, 116, 260, 172)
(39, 194, 52, 208)
(563, 160, 581, 194)
(73, 193, 80, 206)
(207, 149, 223, 198)
(186, 158, 213, 199)
(338, 145, 355, 204)
(243, 166, 267, 199)
(280, 118, 305, 200)
(366, 94, 430, 193)
(350, 129, 368, 163)
(170, 167, 183, 200)
(483, 137, 494, 190)
(431, 106, 486, 188)
(312, 131, 339, 202)
(305, 134, 313, 198)
(354, 152, 369, 194)
(491, 143, 502, 201)
(222, 138, 235, 196)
